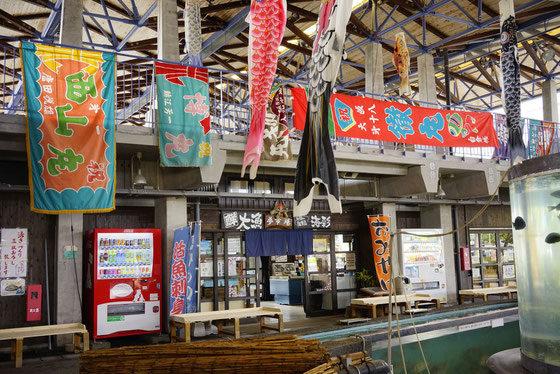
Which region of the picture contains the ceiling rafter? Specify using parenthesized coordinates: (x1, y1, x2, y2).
(471, 59, 501, 91)
(435, 78, 460, 104)
(388, 3, 449, 40)
(0, 8, 39, 36)
(521, 40, 549, 75)
(449, 71, 496, 93)
(465, 0, 498, 18)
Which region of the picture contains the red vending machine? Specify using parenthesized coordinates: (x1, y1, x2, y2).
(84, 229, 162, 339)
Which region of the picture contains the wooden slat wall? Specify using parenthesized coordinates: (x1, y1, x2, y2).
(83, 207, 155, 232)
(0, 193, 56, 333)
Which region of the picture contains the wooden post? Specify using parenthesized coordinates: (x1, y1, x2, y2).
(170, 320, 177, 343)
(233, 318, 240, 339)
(83, 332, 90, 351)
(14, 338, 23, 368)
(277, 314, 284, 332)
(74, 333, 81, 353)
(260, 316, 265, 333)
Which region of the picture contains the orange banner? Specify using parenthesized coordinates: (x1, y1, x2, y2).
(368, 215, 391, 291)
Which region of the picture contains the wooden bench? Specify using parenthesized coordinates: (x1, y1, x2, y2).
(0, 323, 89, 368)
(350, 294, 441, 319)
(459, 286, 517, 304)
(170, 307, 284, 343)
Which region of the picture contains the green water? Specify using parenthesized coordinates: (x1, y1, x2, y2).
(510, 171, 560, 367)
(372, 321, 520, 374)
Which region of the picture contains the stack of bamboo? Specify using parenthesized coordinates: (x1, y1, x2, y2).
(80, 335, 329, 374)
(304, 352, 376, 374)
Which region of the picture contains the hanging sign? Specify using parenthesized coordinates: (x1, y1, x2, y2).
(155, 62, 211, 167)
(527, 119, 555, 158)
(21, 42, 116, 213)
(1, 228, 28, 279)
(293, 214, 331, 229)
(169, 226, 191, 315)
(221, 211, 264, 230)
(291, 87, 499, 148)
(368, 216, 391, 291)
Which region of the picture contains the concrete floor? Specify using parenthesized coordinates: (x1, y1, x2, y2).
(0, 301, 346, 373)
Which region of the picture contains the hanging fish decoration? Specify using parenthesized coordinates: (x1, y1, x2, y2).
(241, 0, 287, 178)
(184, 0, 203, 66)
(262, 87, 292, 162)
(500, 15, 526, 164)
(293, 0, 352, 217)
(392, 32, 411, 96)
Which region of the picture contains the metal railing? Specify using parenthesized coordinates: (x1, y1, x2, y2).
(1, 42, 559, 163)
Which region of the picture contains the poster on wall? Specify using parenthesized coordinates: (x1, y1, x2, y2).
(291, 87, 499, 148)
(21, 42, 116, 213)
(0, 278, 26, 296)
(1, 228, 28, 279)
(368, 216, 391, 291)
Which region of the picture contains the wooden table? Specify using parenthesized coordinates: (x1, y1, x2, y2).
(459, 286, 517, 304)
(170, 307, 283, 343)
(0, 323, 89, 368)
(350, 294, 441, 318)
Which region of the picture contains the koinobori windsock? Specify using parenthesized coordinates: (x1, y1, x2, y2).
(500, 15, 526, 164)
(241, 0, 287, 178)
(293, 0, 352, 217)
(184, 0, 203, 66)
(392, 32, 411, 96)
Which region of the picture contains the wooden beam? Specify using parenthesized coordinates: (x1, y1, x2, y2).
(0, 8, 38, 35)
(442, 29, 498, 47)
(522, 40, 549, 75)
(201, 1, 249, 15)
(389, 4, 448, 40)
(486, 53, 544, 78)
(285, 20, 314, 47)
(18, 12, 51, 21)
(210, 55, 244, 74)
(471, 59, 501, 91)
(466, 0, 498, 18)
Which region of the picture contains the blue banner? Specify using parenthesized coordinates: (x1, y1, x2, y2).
(169, 226, 191, 315)
(527, 119, 540, 158)
(186, 223, 200, 313)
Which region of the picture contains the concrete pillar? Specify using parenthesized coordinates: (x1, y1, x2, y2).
(157, 0, 180, 61)
(56, 0, 84, 347)
(365, 42, 385, 95)
(417, 53, 437, 107)
(59, 0, 83, 47)
(542, 80, 559, 122)
(155, 197, 187, 331)
(55, 213, 83, 345)
(420, 205, 457, 304)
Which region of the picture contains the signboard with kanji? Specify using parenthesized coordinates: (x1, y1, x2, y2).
(155, 62, 211, 167)
(21, 42, 116, 213)
(292, 87, 499, 148)
(221, 212, 263, 230)
(0, 228, 28, 280)
(264, 215, 292, 229)
(293, 214, 331, 229)
(169, 226, 190, 315)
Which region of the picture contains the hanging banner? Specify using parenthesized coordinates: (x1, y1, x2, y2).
(186, 223, 200, 313)
(155, 62, 211, 167)
(368, 216, 391, 291)
(493, 114, 509, 160)
(21, 42, 116, 213)
(170, 226, 191, 315)
(262, 88, 292, 162)
(528, 119, 556, 158)
(291, 87, 499, 148)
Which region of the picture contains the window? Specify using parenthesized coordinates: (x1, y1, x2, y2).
(284, 182, 294, 195)
(254, 181, 271, 194)
(469, 229, 516, 288)
(230, 180, 249, 193)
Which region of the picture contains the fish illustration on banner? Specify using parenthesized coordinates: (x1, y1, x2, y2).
(241, 0, 287, 178)
(262, 88, 292, 161)
(291, 87, 499, 148)
(500, 15, 526, 164)
(293, 0, 352, 217)
(392, 32, 411, 96)
(169, 226, 191, 315)
(528, 119, 556, 158)
(21, 42, 116, 214)
(155, 62, 211, 167)
(184, 0, 203, 66)
(368, 216, 391, 291)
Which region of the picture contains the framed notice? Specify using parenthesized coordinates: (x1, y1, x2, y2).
(313, 239, 328, 253)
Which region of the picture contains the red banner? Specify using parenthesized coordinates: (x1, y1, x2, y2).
(368, 215, 391, 291)
(291, 87, 499, 148)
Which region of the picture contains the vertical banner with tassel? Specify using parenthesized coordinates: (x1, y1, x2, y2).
(368, 215, 391, 291)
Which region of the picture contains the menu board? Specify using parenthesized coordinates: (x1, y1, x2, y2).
(97, 232, 154, 279)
